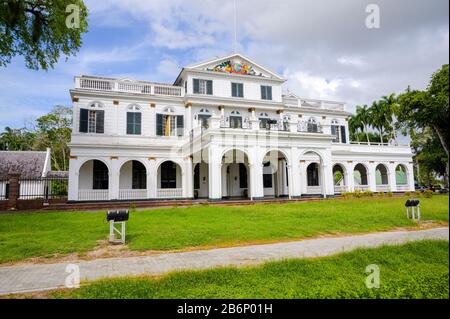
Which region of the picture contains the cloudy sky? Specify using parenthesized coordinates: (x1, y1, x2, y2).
(0, 0, 448, 130)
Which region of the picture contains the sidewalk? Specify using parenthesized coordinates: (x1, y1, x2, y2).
(0, 227, 448, 295)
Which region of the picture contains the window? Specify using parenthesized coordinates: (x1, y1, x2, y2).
(93, 160, 108, 189)
(230, 111, 242, 129)
(132, 161, 146, 189)
(239, 164, 248, 188)
(307, 118, 318, 133)
(194, 164, 200, 189)
(160, 162, 177, 189)
(261, 85, 272, 100)
(127, 112, 142, 135)
(331, 120, 340, 142)
(231, 83, 244, 98)
(307, 163, 320, 186)
(259, 112, 270, 129)
(80, 109, 104, 133)
(198, 109, 211, 129)
(263, 174, 273, 188)
(193, 79, 213, 95)
(156, 114, 184, 136)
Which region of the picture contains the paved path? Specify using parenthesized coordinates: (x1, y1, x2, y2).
(0, 227, 448, 295)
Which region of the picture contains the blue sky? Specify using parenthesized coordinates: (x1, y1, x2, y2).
(0, 0, 448, 130)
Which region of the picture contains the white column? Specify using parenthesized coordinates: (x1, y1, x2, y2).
(147, 160, 157, 199)
(299, 161, 307, 194)
(388, 163, 397, 192)
(290, 148, 301, 198)
(407, 163, 415, 191)
(249, 163, 264, 200)
(185, 104, 192, 135)
(346, 163, 355, 192)
(109, 160, 120, 200)
(184, 157, 194, 198)
(208, 145, 222, 200)
(368, 163, 377, 192)
(68, 158, 79, 201)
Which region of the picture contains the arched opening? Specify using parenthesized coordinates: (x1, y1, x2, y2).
(222, 149, 250, 199)
(262, 150, 289, 198)
(333, 164, 347, 193)
(302, 151, 323, 195)
(119, 160, 147, 200)
(193, 162, 209, 199)
(376, 164, 390, 192)
(157, 161, 183, 198)
(78, 160, 109, 201)
(354, 164, 369, 191)
(396, 164, 409, 191)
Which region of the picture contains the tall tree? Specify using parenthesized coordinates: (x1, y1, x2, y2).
(0, 0, 88, 70)
(370, 100, 392, 144)
(380, 93, 399, 143)
(398, 64, 449, 181)
(351, 105, 372, 143)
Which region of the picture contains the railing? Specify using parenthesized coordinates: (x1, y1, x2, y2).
(354, 185, 370, 191)
(350, 141, 410, 147)
(76, 76, 183, 97)
(397, 184, 410, 192)
(78, 189, 108, 201)
(376, 185, 390, 192)
(119, 189, 147, 200)
(334, 185, 348, 193)
(157, 188, 183, 198)
(298, 121, 323, 133)
(306, 186, 322, 194)
(260, 120, 289, 132)
(18, 177, 68, 200)
(0, 179, 8, 200)
(299, 98, 346, 111)
(220, 117, 251, 129)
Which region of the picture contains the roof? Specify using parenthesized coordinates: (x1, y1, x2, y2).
(0, 150, 48, 179)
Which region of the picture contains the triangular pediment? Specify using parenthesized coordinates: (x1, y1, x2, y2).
(185, 54, 285, 81)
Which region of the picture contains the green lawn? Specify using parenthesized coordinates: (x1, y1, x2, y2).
(53, 240, 449, 299)
(0, 196, 448, 264)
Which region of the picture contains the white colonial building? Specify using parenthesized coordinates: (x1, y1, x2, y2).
(67, 54, 415, 202)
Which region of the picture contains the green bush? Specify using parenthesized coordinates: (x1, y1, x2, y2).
(363, 190, 374, 197)
(414, 191, 422, 198)
(353, 190, 363, 198)
(378, 192, 385, 197)
(423, 190, 433, 198)
(341, 192, 353, 199)
(405, 191, 411, 197)
(387, 191, 394, 197)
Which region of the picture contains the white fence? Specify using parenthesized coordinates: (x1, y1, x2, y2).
(157, 188, 183, 199)
(306, 186, 322, 194)
(78, 189, 108, 201)
(119, 189, 147, 200)
(376, 185, 390, 192)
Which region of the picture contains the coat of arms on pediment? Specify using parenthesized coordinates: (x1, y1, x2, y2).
(207, 60, 264, 77)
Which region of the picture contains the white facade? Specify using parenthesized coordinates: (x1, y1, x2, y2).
(67, 54, 415, 202)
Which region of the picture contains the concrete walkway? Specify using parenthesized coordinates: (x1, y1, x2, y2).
(0, 227, 448, 295)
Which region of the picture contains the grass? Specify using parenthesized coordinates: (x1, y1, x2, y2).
(53, 240, 449, 299)
(0, 196, 448, 264)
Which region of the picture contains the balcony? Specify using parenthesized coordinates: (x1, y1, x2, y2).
(74, 76, 183, 97)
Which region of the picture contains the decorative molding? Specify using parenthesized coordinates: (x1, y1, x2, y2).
(185, 102, 192, 108)
(322, 116, 327, 120)
(72, 97, 79, 103)
(248, 107, 256, 113)
(69, 156, 78, 160)
(298, 114, 303, 118)
(277, 109, 284, 114)
(347, 161, 353, 164)
(300, 160, 306, 163)
(113, 100, 119, 106)
(369, 161, 375, 164)
(150, 103, 156, 108)
(110, 156, 119, 160)
(148, 157, 156, 161)
(389, 161, 395, 164)
(218, 105, 224, 111)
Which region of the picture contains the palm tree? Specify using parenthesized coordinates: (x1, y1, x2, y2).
(381, 93, 398, 143)
(370, 101, 391, 144)
(355, 105, 372, 143)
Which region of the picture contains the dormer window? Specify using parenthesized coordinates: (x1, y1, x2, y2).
(79, 101, 104, 134)
(193, 79, 213, 95)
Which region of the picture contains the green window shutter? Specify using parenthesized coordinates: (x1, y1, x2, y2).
(193, 79, 200, 94)
(207, 80, 213, 95)
(341, 126, 347, 143)
(156, 114, 163, 136)
(232, 83, 237, 97)
(239, 83, 244, 97)
(135, 113, 142, 135)
(177, 115, 184, 136)
(267, 86, 272, 100)
(127, 112, 133, 134)
(79, 109, 88, 133)
(261, 86, 266, 100)
(95, 110, 104, 134)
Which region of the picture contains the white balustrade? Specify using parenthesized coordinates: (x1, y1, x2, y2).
(78, 189, 108, 201)
(157, 188, 183, 198)
(306, 186, 322, 194)
(376, 185, 390, 192)
(119, 189, 147, 200)
(397, 185, 410, 192)
(354, 185, 370, 192)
